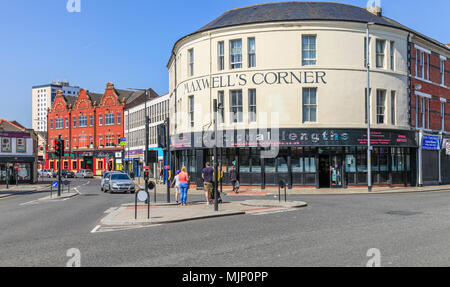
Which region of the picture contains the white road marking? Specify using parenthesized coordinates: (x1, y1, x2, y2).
(91, 224, 162, 234)
(90, 225, 101, 233)
(251, 208, 298, 216)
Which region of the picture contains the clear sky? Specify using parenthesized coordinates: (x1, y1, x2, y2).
(0, 0, 449, 128)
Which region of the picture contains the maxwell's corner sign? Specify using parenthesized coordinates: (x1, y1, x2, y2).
(183, 70, 327, 95)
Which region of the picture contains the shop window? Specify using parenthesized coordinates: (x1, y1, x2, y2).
(292, 148, 304, 173)
(277, 152, 289, 173)
(72, 161, 77, 170)
(345, 155, 356, 173)
(304, 157, 316, 173)
(64, 161, 68, 169)
(357, 149, 368, 172)
(250, 149, 261, 173)
(239, 149, 250, 172)
(265, 158, 276, 173)
(379, 148, 389, 172)
(98, 161, 103, 170)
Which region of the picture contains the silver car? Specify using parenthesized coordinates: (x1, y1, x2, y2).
(101, 171, 125, 191)
(103, 173, 135, 194)
(75, 169, 94, 179)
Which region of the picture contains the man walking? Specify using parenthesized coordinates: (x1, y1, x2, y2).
(202, 162, 214, 205)
(230, 165, 239, 194)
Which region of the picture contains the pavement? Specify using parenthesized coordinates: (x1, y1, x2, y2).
(100, 199, 308, 226)
(0, 183, 50, 199)
(134, 178, 450, 196)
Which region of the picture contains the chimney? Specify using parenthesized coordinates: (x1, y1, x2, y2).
(367, 6, 382, 17)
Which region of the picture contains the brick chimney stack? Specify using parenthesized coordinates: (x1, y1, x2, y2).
(367, 6, 382, 17)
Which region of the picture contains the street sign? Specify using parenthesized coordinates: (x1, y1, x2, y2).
(446, 143, 450, 155)
(52, 182, 58, 188)
(137, 190, 149, 202)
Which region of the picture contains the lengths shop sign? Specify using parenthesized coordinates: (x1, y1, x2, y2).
(171, 129, 416, 149)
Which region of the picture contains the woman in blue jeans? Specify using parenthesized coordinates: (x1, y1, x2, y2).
(178, 166, 190, 206)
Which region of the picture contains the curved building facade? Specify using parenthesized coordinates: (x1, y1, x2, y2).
(167, 2, 422, 189)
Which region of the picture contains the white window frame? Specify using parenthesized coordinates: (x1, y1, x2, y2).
(230, 90, 243, 123)
(376, 89, 386, 124)
(302, 88, 317, 123)
(376, 39, 386, 69)
(302, 35, 317, 66)
(230, 40, 242, 69)
(248, 89, 257, 123)
(248, 38, 256, 68)
(218, 41, 225, 71)
(188, 49, 194, 76)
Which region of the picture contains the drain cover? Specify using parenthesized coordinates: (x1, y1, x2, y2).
(386, 211, 422, 216)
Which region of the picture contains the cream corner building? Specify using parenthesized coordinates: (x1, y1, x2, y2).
(166, 2, 418, 189)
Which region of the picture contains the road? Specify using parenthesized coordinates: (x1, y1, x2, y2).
(0, 177, 449, 267)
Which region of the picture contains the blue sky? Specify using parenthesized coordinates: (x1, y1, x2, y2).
(0, 0, 449, 128)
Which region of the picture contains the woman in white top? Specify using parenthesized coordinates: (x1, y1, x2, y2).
(171, 170, 181, 204)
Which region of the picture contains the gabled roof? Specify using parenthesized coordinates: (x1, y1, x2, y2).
(0, 119, 26, 132)
(125, 89, 160, 110)
(86, 92, 103, 105)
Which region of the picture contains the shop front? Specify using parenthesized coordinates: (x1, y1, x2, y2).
(0, 157, 36, 184)
(171, 129, 417, 189)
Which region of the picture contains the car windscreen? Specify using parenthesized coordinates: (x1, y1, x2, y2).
(111, 174, 130, 180)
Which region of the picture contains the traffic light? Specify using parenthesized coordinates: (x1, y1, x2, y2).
(144, 170, 150, 181)
(54, 139, 64, 157)
(157, 124, 167, 149)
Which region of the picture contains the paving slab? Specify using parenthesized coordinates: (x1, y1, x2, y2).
(100, 199, 308, 227)
(38, 192, 80, 201)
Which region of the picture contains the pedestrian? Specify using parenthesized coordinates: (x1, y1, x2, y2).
(202, 162, 214, 205)
(230, 165, 240, 194)
(179, 166, 190, 206)
(159, 169, 163, 184)
(171, 170, 181, 204)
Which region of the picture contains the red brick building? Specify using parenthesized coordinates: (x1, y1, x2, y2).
(46, 82, 143, 175)
(408, 34, 450, 185)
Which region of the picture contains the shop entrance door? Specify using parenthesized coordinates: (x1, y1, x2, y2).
(330, 155, 343, 188)
(319, 155, 331, 188)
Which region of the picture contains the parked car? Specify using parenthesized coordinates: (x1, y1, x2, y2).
(61, 170, 75, 178)
(102, 173, 135, 194)
(38, 169, 53, 178)
(75, 169, 94, 179)
(101, 171, 126, 192)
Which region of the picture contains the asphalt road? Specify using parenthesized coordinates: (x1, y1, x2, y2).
(0, 178, 449, 267)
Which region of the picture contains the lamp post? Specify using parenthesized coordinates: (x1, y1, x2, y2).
(128, 88, 150, 197)
(366, 22, 375, 192)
